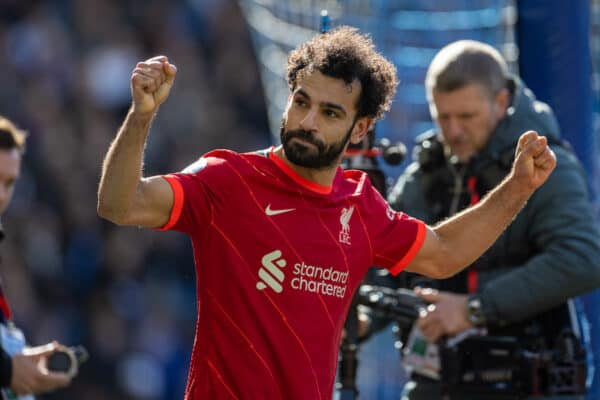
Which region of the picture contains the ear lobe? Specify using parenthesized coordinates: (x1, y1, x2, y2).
(350, 117, 373, 144)
(495, 88, 510, 117)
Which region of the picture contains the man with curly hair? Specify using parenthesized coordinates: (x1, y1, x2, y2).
(98, 27, 557, 399)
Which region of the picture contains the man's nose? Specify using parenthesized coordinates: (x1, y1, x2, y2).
(444, 118, 463, 139)
(299, 107, 318, 132)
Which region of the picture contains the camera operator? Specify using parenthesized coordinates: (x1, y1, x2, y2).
(376, 40, 600, 399)
(0, 116, 73, 398)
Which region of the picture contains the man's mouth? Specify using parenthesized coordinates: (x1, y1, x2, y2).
(290, 136, 318, 149)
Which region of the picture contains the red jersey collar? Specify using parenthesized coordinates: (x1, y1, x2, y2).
(269, 147, 334, 195)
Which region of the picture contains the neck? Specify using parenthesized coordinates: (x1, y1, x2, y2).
(274, 146, 340, 187)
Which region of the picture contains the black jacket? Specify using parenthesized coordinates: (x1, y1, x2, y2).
(386, 78, 600, 332)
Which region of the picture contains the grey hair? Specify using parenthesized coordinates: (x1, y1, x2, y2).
(425, 40, 509, 101)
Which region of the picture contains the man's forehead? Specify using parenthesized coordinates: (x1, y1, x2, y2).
(433, 84, 493, 101)
(294, 71, 361, 107)
(432, 85, 494, 110)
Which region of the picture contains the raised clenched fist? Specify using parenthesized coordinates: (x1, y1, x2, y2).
(130, 55, 177, 115)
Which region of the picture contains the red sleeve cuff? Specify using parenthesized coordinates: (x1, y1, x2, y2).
(388, 220, 426, 276)
(157, 175, 184, 231)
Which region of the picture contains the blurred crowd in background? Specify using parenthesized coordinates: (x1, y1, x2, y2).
(0, 0, 269, 399)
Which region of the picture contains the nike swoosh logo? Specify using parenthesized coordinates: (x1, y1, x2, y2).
(265, 204, 296, 216)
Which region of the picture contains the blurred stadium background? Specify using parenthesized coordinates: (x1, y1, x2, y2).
(0, 1, 598, 399)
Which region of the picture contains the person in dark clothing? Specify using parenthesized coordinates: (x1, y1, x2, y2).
(0, 116, 72, 398)
(369, 40, 600, 400)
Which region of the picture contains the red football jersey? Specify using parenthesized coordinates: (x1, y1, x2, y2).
(160, 148, 426, 400)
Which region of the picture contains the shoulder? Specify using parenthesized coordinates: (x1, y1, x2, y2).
(397, 161, 424, 183)
(388, 162, 432, 220)
(188, 148, 269, 163)
(180, 149, 269, 175)
(337, 169, 383, 206)
(551, 143, 580, 166)
(388, 162, 424, 200)
(529, 144, 590, 204)
(340, 169, 377, 197)
(172, 150, 261, 198)
(546, 144, 587, 184)
(341, 168, 369, 184)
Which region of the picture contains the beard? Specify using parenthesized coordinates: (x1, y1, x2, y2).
(280, 119, 356, 169)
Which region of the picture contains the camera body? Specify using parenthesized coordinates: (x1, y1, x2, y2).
(356, 285, 587, 399)
(356, 285, 423, 345)
(441, 332, 587, 399)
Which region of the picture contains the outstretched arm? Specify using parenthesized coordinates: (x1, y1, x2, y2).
(406, 131, 556, 278)
(97, 56, 177, 228)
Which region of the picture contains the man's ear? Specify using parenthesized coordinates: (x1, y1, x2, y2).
(494, 88, 510, 119)
(350, 117, 373, 145)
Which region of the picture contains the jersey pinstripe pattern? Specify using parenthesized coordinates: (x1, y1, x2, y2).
(160, 148, 425, 399)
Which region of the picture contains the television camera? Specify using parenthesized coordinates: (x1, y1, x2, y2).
(354, 284, 587, 400)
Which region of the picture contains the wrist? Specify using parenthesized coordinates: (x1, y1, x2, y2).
(504, 172, 534, 203)
(465, 293, 487, 327)
(129, 105, 156, 121)
(125, 107, 156, 137)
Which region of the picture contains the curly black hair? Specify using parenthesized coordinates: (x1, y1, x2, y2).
(287, 26, 398, 121)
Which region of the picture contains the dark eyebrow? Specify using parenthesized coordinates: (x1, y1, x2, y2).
(322, 102, 347, 117)
(295, 89, 348, 117)
(296, 89, 310, 100)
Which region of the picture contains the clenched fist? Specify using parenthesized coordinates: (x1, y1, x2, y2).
(130, 55, 177, 115)
(511, 130, 557, 194)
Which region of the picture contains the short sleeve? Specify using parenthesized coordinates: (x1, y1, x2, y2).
(157, 156, 225, 235)
(363, 181, 426, 275)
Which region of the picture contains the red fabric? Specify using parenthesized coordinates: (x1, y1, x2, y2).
(467, 176, 480, 205)
(0, 287, 11, 320)
(162, 149, 425, 400)
(467, 269, 478, 293)
(158, 175, 184, 231)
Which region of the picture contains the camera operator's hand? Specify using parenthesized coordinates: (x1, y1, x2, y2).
(414, 287, 474, 342)
(10, 342, 71, 395)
